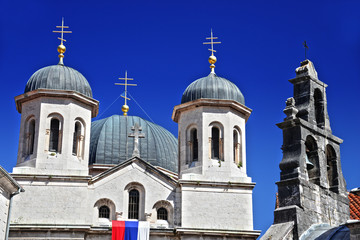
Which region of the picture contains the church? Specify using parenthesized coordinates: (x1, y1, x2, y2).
(1, 19, 360, 240)
(3, 21, 261, 240)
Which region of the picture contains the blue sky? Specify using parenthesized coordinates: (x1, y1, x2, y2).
(1, 0, 359, 236)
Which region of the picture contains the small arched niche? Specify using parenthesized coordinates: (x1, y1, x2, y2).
(93, 198, 116, 225)
(152, 200, 174, 228)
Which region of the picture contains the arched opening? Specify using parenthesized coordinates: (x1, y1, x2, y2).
(305, 135, 320, 185)
(28, 119, 35, 155)
(326, 145, 339, 192)
(212, 127, 220, 160)
(157, 207, 168, 220)
(72, 121, 82, 156)
(314, 89, 325, 129)
(128, 189, 140, 219)
(49, 118, 60, 152)
(233, 128, 241, 166)
(99, 205, 110, 219)
(191, 128, 198, 162)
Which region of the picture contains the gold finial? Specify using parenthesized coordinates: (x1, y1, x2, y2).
(203, 29, 221, 73)
(52, 18, 72, 65)
(115, 71, 137, 116)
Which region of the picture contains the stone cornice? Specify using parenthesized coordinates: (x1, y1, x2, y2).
(172, 98, 252, 123)
(179, 179, 256, 189)
(14, 89, 99, 118)
(276, 118, 343, 144)
(11, 174, 91, 183)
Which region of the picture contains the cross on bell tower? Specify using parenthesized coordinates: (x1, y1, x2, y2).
(128, 122, 145, 158)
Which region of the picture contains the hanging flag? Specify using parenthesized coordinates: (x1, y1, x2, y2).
(112, 221, 149, 240)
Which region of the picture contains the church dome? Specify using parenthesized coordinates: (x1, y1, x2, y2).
(181, 73, 245, 105)
(24, 64, 93, 98)
(89, 115, 178, 172)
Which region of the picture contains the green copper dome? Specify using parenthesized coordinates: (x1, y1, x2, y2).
(181, 73, 245, 105)
(89, 115, 178, 172)
(25, 64, 93, 98)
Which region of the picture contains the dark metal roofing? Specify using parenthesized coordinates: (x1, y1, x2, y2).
(89, 115, 178, 172)
(300, 224, 350, 240)
(181, 73, 245, 105)
(25, 64, 93, 98)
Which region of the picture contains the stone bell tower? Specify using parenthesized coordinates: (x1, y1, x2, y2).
(262, 59, 348, 239)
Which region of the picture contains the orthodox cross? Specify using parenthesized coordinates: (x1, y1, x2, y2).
(53, 18, 72, 45)
(115, 71, 137, 115)
(128, 122, 145, 158)
(52, 18, 72, 65)
(303, 41, 309, 59)
(203, 29, 221, 56)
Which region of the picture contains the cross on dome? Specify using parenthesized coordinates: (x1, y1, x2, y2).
(52, 18, 72, 65)
(115, 71, 137, 116)
(203, 29, 221, 73)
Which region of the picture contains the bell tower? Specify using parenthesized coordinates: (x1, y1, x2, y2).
(172, 31, 259, 238)
(13, 19, 99, 176)
(262, 59, 348, 239)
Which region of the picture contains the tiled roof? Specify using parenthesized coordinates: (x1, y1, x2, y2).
(349, 192, 360, 220)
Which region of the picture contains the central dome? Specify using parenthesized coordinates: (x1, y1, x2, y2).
(181, 73, 245, 105)
(25, 64, 93, 98)
(89, 115, 178, 172)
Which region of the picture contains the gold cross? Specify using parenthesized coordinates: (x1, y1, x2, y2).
(53, 18, 72, 45)
(115, 71, 137, 106)
(203, 29, 221, 56)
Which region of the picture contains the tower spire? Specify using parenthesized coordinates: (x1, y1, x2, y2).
(53, 18, 72, 65)
(203, 29, 221, 73)
(115, 71, 137, 116)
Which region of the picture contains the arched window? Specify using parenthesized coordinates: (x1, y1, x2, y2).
(326, 145, 338, 192)
(191, 128, 198, 162)
(99, 205, 110, 219)
(49, 118, 60, 152)
(314, 89, 325, 129)
(27, 119, 36, 155)
(128, 189, 140, 219)
(212, 127, 220, 159)
(233, 128, 241, 166)
(157, 207, 168, 220)
(305, 135, 320, 185)
(72, 121, 82, 156)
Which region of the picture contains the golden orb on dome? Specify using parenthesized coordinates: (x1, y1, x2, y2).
(208, 55, 217, 64)
(122, 104, 129, 116)
(57, 44, 66, 54)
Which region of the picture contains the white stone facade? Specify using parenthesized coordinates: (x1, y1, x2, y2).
(7, 69, 260, 239)
(0, 166, 23, 240)
(13, 89, 98, 176)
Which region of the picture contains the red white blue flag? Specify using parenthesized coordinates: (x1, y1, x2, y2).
(112, 221, 149, 240)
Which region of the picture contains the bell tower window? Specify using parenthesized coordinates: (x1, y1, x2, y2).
(326, 145, 338, 192)
(314, 89, 325, 129)
(233, 127, 241, 166)
(49, 118, 60, 152)
(305, 135, 320, 185)
(211, 127, 220, 159)
(27, 119, 36, 155)
(191, 129, 198, 161)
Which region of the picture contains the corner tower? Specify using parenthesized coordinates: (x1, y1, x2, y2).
(172, 31, 259, 238)
(13, 20, 99, 176)
(262, 60, 348, 239)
